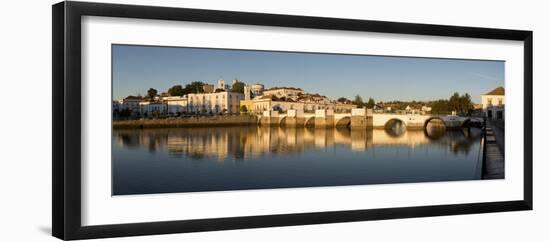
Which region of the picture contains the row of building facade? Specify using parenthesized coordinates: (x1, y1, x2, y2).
(113, 79, 357, 117)
(113, 78, 505, 120)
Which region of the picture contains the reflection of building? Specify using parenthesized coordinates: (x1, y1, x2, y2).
(187, 91, 244, 114)
(481, 87, 505, 120)
(114, 127, 481, 162)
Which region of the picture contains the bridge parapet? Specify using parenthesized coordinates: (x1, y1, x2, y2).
(315, 109, 334, 117)
(350, 108, 373, 129)
(260, 110, 280, 126)
(314, 109, 335, 128)
(285, 109, 305, 127)
(287, 109, 304, 118)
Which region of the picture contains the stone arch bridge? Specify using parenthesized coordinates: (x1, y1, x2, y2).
(259, 109, 473, 130)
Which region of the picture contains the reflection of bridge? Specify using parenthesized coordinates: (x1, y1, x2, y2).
(114, 127, 483, 161)
(260, 109, 476, 130)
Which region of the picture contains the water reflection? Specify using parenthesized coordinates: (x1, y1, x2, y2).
(113, 126, 482, 162)
(112, 126, 483, 195)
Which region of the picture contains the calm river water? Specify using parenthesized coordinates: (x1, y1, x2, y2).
(112, 126, 483, 195)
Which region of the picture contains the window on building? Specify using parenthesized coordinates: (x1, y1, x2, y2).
(498, 99, 503, 106)
(497, 110, 503, 120)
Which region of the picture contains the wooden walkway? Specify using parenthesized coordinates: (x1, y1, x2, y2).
(483, 127, 505, 179)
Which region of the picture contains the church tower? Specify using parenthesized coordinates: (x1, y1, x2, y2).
(217, 79, 225, 90)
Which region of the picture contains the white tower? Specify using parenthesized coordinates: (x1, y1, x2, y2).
(217, 79, 225, 90)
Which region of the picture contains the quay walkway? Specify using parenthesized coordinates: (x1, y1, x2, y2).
(483, 122, 505, 179)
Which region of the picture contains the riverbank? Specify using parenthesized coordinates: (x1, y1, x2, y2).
(113, 115, 258, 129)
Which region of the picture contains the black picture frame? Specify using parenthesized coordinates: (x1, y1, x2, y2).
(52, 1, 533, 240)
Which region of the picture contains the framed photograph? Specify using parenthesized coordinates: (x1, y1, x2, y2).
(52, 1, 533, 240)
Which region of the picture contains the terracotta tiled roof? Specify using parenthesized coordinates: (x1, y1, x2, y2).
(484, 87, 505, 95)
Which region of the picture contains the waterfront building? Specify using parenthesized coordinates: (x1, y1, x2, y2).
(112, 100, 122, 112)
(122, 95, 143, 114)
(162, 96, 188, 114)
(481, 87, 505, 120)
(239, 99, 254, 113)
(244, 94, 355, 114)
(139, 101, 168, 116)
(187, 91, 244, 114)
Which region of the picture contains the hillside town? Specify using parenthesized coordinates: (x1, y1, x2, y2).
(113, 79, 358, 118)
(112, 79, 505, 121)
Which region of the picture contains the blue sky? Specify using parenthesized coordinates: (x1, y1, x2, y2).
(112, 44, 504, 103)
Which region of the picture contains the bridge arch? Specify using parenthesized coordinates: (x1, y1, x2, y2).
(384, 118, 406, 129)
(460, 118, 471, 127)
(304, 116, 315, 127)
(335, 116, 351, 128)
(384, 118, 407, 137)
(424, 117, 446, 129)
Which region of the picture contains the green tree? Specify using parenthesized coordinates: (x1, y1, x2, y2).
(449, 92, 461, 112)
(337, 97, 349, 103)
(231, 81, 246, 93)
(146, 88, 158, 101)
(353, 95, 364, 108)
(184, 81, 205, 94)
(459, 93, 473, 115)
(366, 97, 375, 109)
(430, 99, 450, 114)
(240, 105, 248, 113)
(167, 85, 185, 96)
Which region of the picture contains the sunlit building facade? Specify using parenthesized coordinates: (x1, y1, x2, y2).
(481, 87, 505, 120)
(188, 91, 244, 114)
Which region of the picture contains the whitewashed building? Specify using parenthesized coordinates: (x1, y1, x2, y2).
(139, 101, 168, 116)
(162, 96, 188, 114)
(121, 95, 143, 114)
(481, 87, 505, 120)
(246, 95, 355, 114)
(187, 91, 244, 114)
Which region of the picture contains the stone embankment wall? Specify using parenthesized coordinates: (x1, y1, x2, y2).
(113, 115, 258, 129)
